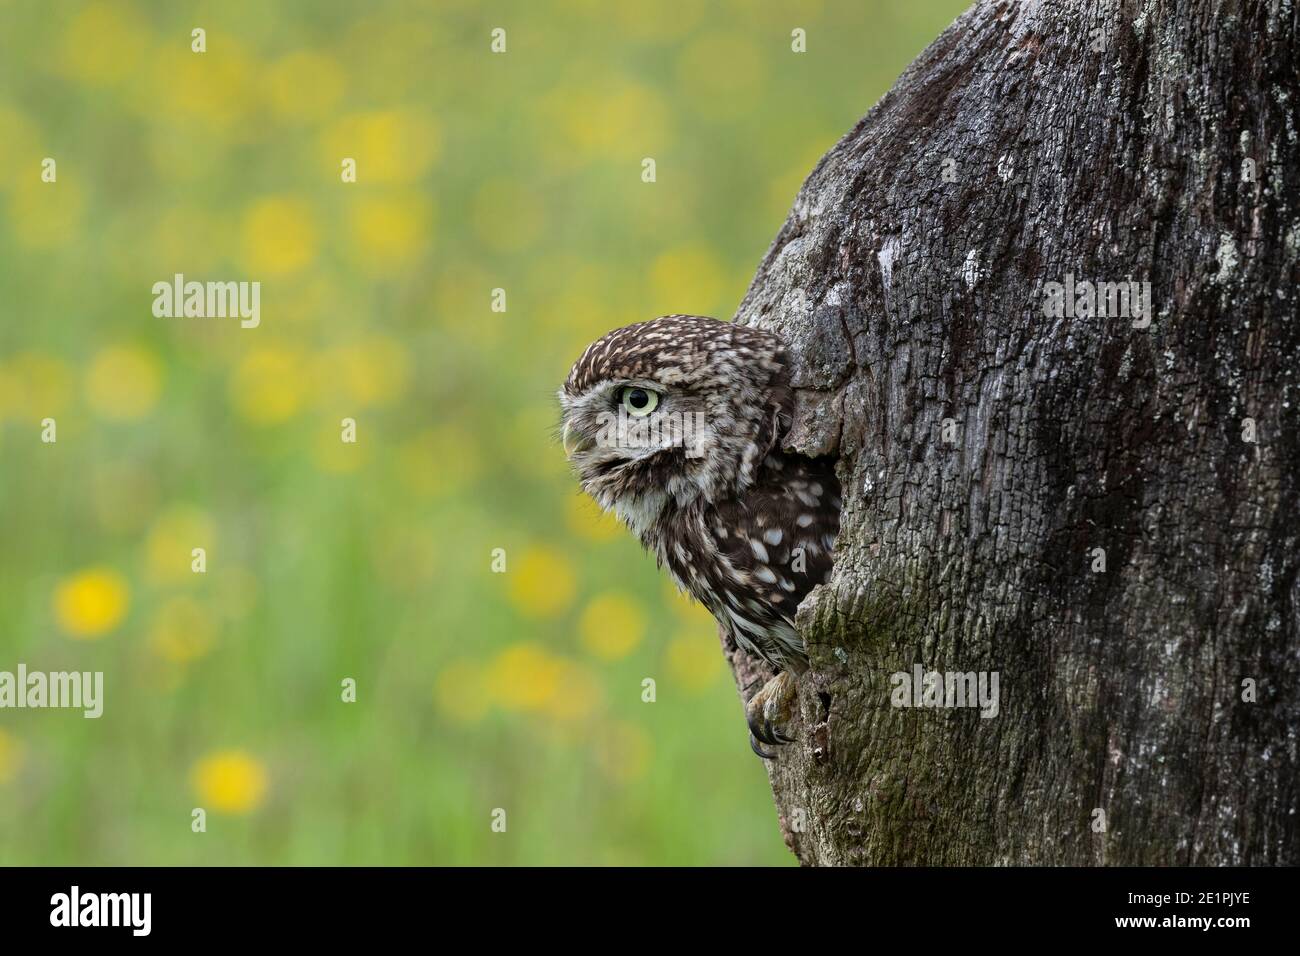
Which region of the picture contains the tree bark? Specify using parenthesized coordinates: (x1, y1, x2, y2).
(728, 0, 1300, 865)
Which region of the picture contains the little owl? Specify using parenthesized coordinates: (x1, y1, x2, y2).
(559, 315, 840, 757)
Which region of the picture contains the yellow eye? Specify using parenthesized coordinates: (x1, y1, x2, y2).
(620, 386, 659, 417)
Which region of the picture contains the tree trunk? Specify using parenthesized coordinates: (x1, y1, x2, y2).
(728, 0, 1300, 865)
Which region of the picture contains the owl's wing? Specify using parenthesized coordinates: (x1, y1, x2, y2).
(700, 452, 840, 666)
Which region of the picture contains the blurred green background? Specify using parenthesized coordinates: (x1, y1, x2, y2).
(0, 0, 966, 865)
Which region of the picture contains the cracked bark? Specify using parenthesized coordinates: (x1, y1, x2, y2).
(726, 0, 1299, 865)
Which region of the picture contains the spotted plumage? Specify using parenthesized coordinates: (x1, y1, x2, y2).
(559, 315, 841, 755)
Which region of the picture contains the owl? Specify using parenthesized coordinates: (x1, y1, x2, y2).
(559, 315, 840, 756)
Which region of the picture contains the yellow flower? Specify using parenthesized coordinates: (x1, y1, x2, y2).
(578, 592, 647, 661)
(485, 643, 563, 712)
(665, 632, 722, 692)
(435, 659, 490, 723)
(147, 39, 256, 129)
(349, 195, 433, 276)
(191, 750, 268, 814)
(230, 347, 308, 424)
(0, 729, 24, 785)
(53, 568, 129, 639)
(60, 2, 151, 87)
(319, 110, 440, 184)
(85, 346, 162, 421)
(564, 493, 623, 542)
(506, 547, 576, 618)
(240, 197, 317, 276)
(145, 506, 215, 586)
(265, 52, 346, 122)
(149, 596, 217, 664)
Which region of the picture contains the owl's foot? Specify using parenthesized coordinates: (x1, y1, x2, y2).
(746, 670, 797, 758)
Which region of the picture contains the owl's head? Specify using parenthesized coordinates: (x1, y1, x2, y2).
(559, 315, 791, 533)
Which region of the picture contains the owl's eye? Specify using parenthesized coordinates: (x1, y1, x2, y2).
(620, 386, 660, 417)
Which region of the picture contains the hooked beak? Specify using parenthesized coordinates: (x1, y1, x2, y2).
(562, 421, 594, 458)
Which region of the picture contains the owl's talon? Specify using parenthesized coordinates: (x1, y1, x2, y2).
(745, 671, 798, 755)
(746, 704, 777, 746)
(749, 733, 776, 760)
(762, 718, 796, 746)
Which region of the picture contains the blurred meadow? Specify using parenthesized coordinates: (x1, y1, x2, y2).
(0, 0, 967, 865)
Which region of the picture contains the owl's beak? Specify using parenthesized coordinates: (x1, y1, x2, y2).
(562, 421, 594, 458)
